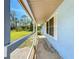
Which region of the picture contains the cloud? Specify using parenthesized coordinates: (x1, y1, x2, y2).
(11, 8, 25, 13)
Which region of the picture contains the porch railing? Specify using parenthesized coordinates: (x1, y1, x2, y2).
(4, 30, 37, 59)
(4, 0, 37, 59)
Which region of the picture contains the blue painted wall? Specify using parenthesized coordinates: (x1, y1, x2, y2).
(41, 0, 74, 59)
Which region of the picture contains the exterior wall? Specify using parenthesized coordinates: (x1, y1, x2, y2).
(41, 0, 74, 59)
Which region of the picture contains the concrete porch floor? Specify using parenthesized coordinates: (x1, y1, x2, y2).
(11, 36, 62, 59)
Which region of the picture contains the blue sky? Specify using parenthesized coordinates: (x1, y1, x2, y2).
(10, 0, 30, 19)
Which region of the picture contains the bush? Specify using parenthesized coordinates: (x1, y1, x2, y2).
(37, 31, 42, 35)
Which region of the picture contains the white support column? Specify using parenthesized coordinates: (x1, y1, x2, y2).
(27, 20, 37, 59)
(32, 21, 38, 59)
(33, 20, 38, 46)
(35, 23, 38, 45)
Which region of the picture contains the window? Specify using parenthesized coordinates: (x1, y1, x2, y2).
(46, 17, 54, 36)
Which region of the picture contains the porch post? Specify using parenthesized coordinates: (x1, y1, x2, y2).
(4, 0, 10, 59)
(32, 20, 38, 59)
(33, 20, 37, 45)
(35, 23, 38, 45)
(33, 20, 35, 32)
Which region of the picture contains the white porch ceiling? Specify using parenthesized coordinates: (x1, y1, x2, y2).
(19, 0, 63, 24)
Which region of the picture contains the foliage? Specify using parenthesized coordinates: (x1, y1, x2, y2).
(37, 25, 42, 35)
(10, 10, 33, 31)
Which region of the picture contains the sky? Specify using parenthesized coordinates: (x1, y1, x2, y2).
(10, 0, 31, 20)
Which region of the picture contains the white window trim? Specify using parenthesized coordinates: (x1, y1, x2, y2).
(46, 15, 58, 40)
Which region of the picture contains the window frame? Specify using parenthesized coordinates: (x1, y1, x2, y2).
(46, 16, 57, 40)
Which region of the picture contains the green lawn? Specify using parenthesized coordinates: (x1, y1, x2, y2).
(10, 31, 32, 41)
(10, 31, 33, 48)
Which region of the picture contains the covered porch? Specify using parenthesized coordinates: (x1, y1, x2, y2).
(4, 0, 74, 59)
(11, 36, 62, 59)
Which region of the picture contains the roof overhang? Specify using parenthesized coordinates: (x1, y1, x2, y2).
(18, 0, 63, 24)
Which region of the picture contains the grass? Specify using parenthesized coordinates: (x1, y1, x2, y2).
(10, 30, 33, 48)
(10, 31, 32, 41)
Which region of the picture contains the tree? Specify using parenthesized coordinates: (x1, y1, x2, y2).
(18, 15, 33, 31)
(29, 21, 33, 31)
(10, 10, 17, 30)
